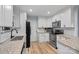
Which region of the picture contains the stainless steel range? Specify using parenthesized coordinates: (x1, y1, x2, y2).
(50, 21, 64, 49)
(45, 21, 64, 49)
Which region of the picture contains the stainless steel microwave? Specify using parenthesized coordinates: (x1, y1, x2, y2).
(52, 21, 61, 28)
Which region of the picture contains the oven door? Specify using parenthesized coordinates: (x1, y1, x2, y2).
(53, 28, 64, 34)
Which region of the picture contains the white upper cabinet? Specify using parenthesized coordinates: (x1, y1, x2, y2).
(61, 9, 71, 27)
(0, 6, 4, 26)
(13, 6, 20, 28)
(4, 5, 13, 27)
(0, 6, 2, 25)
(51, 8, 72, 27)
(0, 5, 13, 27)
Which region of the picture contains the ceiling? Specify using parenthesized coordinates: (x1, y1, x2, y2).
(15, 5, 71, 16)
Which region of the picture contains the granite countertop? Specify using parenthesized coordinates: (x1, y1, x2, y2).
(0, 30, 11, 34)
(38, 27, 74, 30)
(0, 35, 25, 54)
(61, 27, 75, 30)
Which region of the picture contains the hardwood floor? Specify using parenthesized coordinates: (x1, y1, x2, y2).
(26, 42, 57, 54)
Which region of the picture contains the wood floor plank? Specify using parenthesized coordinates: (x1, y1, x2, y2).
(39, 43, 48, 54)
(26, 42, 57, 54)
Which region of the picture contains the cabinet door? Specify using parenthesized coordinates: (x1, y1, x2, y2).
(60, 9, 71, 27)
(0, 32, 11, 43)
(0, 33, 7, 42)
(13, 15, 20, 27)
(0, 5, 13, 27)
(13, 6, 20, 28)
(0, 6, 4, 26)
(0, 6, 2, 26)
(0, 33, 1, 42)
(39, 33, 49, 42)
(39, 33, 45, 42)
(6, 32, 11, 39)
(44, 33, 49, 41)
(3, 5, 13, 27)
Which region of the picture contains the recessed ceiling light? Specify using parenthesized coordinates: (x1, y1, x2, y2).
(29, 9, 32, 12)
(4, 6, 11, 9)
(48, 11, 50, 14)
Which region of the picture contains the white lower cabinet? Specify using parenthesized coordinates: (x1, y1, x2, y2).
(38, 33, 49, 42)
(0, 32, 11, 43)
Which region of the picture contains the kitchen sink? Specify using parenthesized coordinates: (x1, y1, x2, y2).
(11, 36, 23, 41)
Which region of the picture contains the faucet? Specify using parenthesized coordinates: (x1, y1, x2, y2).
(11, 29, 18, 38)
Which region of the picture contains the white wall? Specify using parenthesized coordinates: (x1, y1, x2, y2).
(27, 16, 38, 41)
(38, 16, 52, 28)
